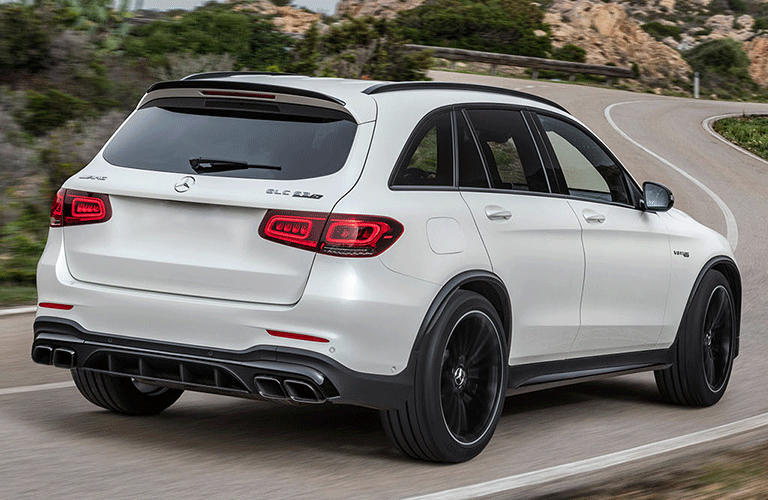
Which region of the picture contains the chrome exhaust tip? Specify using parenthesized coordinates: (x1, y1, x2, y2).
(52, 348, 76, 369)
(254, 376, 287, 400)
(32, 345, 54, 365)
(283, 379, 325, 404)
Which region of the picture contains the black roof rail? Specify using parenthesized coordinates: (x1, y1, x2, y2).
(146, 80, 345, 106)
(363, 82, 569, 114)
(182, 71, 296, 81)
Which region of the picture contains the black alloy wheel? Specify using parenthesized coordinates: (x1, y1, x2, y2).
(440, 310, 503, 445)
(381, 290, 507, 462)
(655, 270, 736, 406)
(701, 284, 734, 393)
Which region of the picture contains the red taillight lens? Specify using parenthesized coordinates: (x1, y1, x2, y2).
(50, 189, 112, 227)
(259, 210, 403, 257)
(50, 189, 64, 227)
(259, 211, 328, 250)
(321, 215, 402, 257)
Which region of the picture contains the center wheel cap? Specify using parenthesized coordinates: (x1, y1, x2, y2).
(453, 366, 467, 389)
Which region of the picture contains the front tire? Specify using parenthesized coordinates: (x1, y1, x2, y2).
(381, 291, 507, 462)
(655, 270, 736, 406)
(72, 369, 183, 415)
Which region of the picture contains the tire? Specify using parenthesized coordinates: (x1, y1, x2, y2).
(71, 369, 183, 415)
(381, 290, 507, 463)
(655, 270, 736, 407)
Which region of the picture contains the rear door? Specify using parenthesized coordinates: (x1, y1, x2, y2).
(457, 107, 585, 365)
(533, 113, 672, 356)
(62, 91, 372, 305)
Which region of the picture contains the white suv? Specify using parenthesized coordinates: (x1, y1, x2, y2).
(32, 74, 741, 462)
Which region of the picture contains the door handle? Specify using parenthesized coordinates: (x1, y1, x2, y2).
(485, 205, 512, 221)
(582, 210, 606, 223)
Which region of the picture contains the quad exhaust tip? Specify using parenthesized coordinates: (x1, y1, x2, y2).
(253, 375, 326, 404)
(32, 345, 76, 368)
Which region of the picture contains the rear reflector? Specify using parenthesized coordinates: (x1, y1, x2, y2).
(50, 189, 112, 227)
(267, 330, 329, 343)
(259, 210, 403, 257)
(39, 302, 74, 310)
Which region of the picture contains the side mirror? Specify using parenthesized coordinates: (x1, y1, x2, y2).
(642, 182, 674, 212)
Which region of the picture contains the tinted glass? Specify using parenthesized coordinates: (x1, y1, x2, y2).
(103, 99, 357, 180)
(392, 111, 453, 187)
(464, 109, 548, 193)
(539, 115, 631, 205)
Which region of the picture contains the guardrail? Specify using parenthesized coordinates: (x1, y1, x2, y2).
(405, 44, 636, 82)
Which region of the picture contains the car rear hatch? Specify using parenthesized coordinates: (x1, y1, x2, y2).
(60, 79, 376, 305)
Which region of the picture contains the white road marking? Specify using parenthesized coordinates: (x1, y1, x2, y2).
(702, 113, 768, 168)
(0, 381, 75, 396)
(0, 306, 36, 317)
(605, 101, 739, 251)
(403, 412, 768, 500)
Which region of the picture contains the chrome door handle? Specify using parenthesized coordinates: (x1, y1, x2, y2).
(485, 205, 512, 221)
(582, 210, 606, 223)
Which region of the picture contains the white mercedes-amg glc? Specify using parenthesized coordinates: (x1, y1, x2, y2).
(32, 74, 740, 462)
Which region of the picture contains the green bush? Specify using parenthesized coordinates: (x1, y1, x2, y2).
(551, 43, 586, 63)
(124, 10, 293, 71)
(0, 4, 51, 77)
(0, 203, 48, 286)
(18, 89, 93, 136)
(684, 38, 757, 99)
(641, 22, 682, 42)
(394, 0, 551, 58)
(292, 17, 431, 81)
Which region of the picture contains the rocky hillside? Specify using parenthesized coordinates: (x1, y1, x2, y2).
(332, 0, 768, 85)
(226, 0, 321, 33)
(545, 1, 691, 82)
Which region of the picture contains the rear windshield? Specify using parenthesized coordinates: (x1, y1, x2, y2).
(103, 98, 357, 180)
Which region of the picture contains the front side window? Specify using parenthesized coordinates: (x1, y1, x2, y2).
(539, 115, 632, 205)
(391, 111, 453, 187)
(462, 109, 548, 193)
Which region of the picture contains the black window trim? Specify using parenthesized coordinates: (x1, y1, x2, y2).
(531, 110, 643, 210)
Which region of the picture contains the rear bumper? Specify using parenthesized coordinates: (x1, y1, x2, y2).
(32, 318, 415, 409)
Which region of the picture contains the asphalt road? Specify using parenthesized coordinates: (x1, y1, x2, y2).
(3, 72, 768, 499)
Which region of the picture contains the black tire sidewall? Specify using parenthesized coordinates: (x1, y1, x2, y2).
(681, 270, 735, 406)
(415, 290, 507, 462)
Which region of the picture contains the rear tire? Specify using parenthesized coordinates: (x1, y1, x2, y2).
(655, 270, 736, 406)
(71, 369, 183, 415)
(381, 291, 507, 462)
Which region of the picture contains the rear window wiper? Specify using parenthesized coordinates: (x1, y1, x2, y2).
(189, 158, 282, 174)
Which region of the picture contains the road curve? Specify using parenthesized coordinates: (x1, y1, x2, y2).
(3, 72, 768, 500)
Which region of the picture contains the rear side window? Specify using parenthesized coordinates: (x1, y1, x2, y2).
(103, 98, 357, 180)
(463, 109, 548, 193)
(391, 111, 453, 187)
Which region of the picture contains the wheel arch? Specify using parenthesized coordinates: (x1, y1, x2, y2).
(411, 270, 512, 355)
(679, 256, 742, 357)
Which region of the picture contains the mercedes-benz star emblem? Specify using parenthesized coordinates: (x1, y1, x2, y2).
(174, 176, 195, 193)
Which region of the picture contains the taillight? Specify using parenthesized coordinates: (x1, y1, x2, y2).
(259, 211, 328, 251)
(49, 189, 112, 227)
(50, 189, 64, 227)
(259, 210, 403, 257)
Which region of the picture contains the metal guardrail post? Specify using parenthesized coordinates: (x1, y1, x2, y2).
(694, 72, 700, 99)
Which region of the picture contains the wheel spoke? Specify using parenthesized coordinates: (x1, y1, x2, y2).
(704, 348, 715, 383)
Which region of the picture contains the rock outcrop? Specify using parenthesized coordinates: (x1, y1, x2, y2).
(335, 0, 426, 19)
(545, 0, 690, 82)
(745, 37, 768, 85)
(227, 0, 321, 34)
